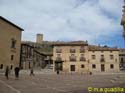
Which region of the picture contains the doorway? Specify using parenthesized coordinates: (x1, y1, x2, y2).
(101, 64, 105, 72)
(70, 65, 75, 71)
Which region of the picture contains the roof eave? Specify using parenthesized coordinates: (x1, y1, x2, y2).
(0, 16, 24, 31)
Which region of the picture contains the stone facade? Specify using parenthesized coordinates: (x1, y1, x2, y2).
(20, 41, 53, 69)
(119, 49, 125, 70)
(53, 42, 120, 73)
(0, 16, 23, 70)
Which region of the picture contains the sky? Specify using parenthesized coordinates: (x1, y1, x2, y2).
(0, 0, 124, 48)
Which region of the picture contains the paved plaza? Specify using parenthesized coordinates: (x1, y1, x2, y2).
(0, 70, 125, 93)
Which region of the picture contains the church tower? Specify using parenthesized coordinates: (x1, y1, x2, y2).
(121, 0, 125, 43)
(36, 34, 43, 44)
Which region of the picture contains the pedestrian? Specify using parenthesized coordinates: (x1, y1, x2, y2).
(30, 67, 34, 76)
(90, 72, 92, 75)
(14, 67, 20, 80)
(57, 69, 60, 75)
(5, 66, 9, 80)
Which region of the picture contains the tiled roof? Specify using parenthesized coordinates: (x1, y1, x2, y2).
(52, 41, 88, 46)
(88, 45, 119, 51)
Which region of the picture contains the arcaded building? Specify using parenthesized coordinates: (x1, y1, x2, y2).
(52, 41, 120, 73)
(0, 16, 23, 70)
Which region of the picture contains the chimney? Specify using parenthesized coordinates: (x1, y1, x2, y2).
(36, 34, 43, 44)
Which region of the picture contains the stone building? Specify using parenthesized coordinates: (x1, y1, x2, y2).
(88, 45, 119, 73)
(119, 49, 125, 70)
(0, 16, 23, 70)
(20, 34, 53, 69)
(52, 41, 120, 73)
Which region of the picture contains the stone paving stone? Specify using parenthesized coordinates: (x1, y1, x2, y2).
(0, 73, 125, 93)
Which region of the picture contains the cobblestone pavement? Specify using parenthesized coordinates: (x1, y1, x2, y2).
(0, 71, 125, 93)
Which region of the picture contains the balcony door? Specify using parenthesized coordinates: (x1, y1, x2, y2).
(101, 64, 105, 72)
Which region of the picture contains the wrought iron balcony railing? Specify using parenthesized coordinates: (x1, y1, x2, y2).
(80, 57, 86, 61)
(100, 58, 105, 62)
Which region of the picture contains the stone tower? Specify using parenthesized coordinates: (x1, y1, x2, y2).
(36, 34, 43, 44)
(121, 0, 125, 44)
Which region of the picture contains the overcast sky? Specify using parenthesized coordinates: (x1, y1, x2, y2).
(0, 0, 124, 48)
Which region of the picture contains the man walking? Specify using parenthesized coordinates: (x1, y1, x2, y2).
(14, 67, 20, 80)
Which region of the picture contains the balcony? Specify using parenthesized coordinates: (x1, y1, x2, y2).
(80, 57, 86, 61)
(80, 49, 85, 53)
(100, 58, 105, 62)
(69, 57, 76, 62)
(70, 49, 76, 53)
(56, 57, 62, 61)
(56, 49, 62, 53)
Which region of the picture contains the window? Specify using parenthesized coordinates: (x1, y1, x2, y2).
(110, 64, 114, 69)
(56, 48, 62, 53)
(0, 64, 3, 69)
(11, 38, 16, 48)
(56, 54, 62, 61)
(80, 46, 85, 53)
(81, 64, 85, 68)
(101, 55, 104, 58)
(80, 54, 85, 60)
(110, 55, 114, 60)
(92, 55, 96, 59)
(100, 55, 105, 62)
(11, 55, 14, 61)
(121, 58, 124, 62)
(92, 64, 96, 69)
(70, 65, 75, 71)
(70, 57, 76, 61)
(70, 48, 76, 53)
(110, 51, 112, 53)
(70, 54, 76, 62)
(80, 57, 86, 61)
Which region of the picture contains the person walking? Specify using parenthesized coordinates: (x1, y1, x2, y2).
(5, 66, 9, 80)
(14, 67, 20, 80)
(57, 69, 60, 75)
(30, 67, 34, 76)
